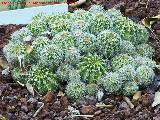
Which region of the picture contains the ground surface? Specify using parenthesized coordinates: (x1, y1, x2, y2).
(1, 0, 160, 119)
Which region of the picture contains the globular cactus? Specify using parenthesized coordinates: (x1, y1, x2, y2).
(86, 83, 99, 96)
(89, 5, 105, 13)
(107, 8, 122, 21)
(65, 80, 87, 101)
(111, 54, 135, 71)
(102, 72, 122, 94)
(28, 64, 58, 95)
(11, 67, 28, 84)
(8, 0, 26, 10)
(122, 81, 139, 96)
(70, 20, 89, 32)
(39, 44, 64, 67)
(134, 56, 156, 69)
(97, 30, 121, 58)
(117, 65, 136, 82)
(48, 19, 71, 35)
(3, 41, 26, 64)
(68, 70, 81, 82)
(75, 32, 98, 54)
(89, 12, 110, 35)
(10, 27, 33, 43)
(72, 9, 90, 21)
(64, 47, 81, 66)
(119, 40, 136, 56)
(136, 43, 154, 58)
(51, 31, 75, 50)
(56, 64, 74, 82)
(31, 37, 49, 61)
(78, 54, 106, 83)
(136, 65, 155, 87)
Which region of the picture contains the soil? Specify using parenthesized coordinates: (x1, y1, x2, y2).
(1, 0, 160, 119)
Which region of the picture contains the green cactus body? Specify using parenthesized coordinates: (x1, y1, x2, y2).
(89, 5, 105, 13)
(113, 16, 136, 43)
(136, 44, 154, 58)
(65, 80, 87, 101)
(102, 72, 122, 94)
(111, 54, 135, 71)
(72, 9, 90, 21)
(39, 44, 64, 67)
(64, 47, 81, 66)
(48, 18, 70, 35)
(87, 83, 99, 96)
(11, 67, 28, 84)
(122, 81, 139, 96)
(10, 27, 32, 43)
(119, 40, 136, 56)
(51, 31, 75, 49)
(136, 65, 155, 87)
(89, 12, 110, 35)
(97, 30, 121, 58)
(70, 20, 89, 32)
(117, 65, 136, 82)
(78, 54, 106, 83)
(107, 9, 122, 21)
(28, 64, 58, 95)
(8, 0, 26, 10)
(134, 56, 156, 69)
(75, 32, 98, 54)
(68, 70, 81, 82)
(56, 64, 73, 82)
(32, 36, 49, 60)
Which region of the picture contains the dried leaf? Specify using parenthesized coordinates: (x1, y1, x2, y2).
(26, 44, 33, 54)
(18, 55, 28, 75)
(133, 91, 142, 100)
(0, 57, 9, 69)
(57, 91, 64, 97)
(33, 102, 44, 117)
(1, 67, 10, 75)
(152, 91, 160, 107)
(123, 96, 134, 109)
(26, 82, 34, 97)
(142, 14, 160, 28)
(0, 114, 6, 120)
(96, 102, 113, 108)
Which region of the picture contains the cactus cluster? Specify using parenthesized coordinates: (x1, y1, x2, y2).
(4, 5, 156, 101)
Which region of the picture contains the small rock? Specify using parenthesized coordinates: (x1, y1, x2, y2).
(80, 105, 96, 115)
(43, 91, 56, 103)
(52, 100, 62, 113)
(60, 96, 69, 109)
(140, 93, 154, 107)
(76, 95, 97, 107)
(119, 102, 130, 111)
(21, 105, 28, 112)
(94, 110, 102, 116)
(60, 110, 67, 118)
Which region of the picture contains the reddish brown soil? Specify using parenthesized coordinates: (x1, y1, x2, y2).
(1, 0, 160, 119)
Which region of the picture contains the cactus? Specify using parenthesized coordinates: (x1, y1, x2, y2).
(65, 80, 87, 101)
(51, 31, 75, 50)
(39, 44, 64, 67)
(10, 27, 32, 43)
(102, 72, 122, 94)
(68, 70, 81, 82)
(75, 32, 98, 54)
(136, 65, 155, 87)
(122, 81, 139, 96)
(72, 9, 90, 21)
(86, 83, 99, 96)
(89, 5, 105, 13)
(136, 43, 154, 58)
(134, 56, 156, 69)
(97, 30, 121, 58)
(8, 0, 26, 10)
(117, 65, 136, 82)
(111, 54, 135, 71)
(56, 64, 74, 82)
(70, 20, 89, 32)
(28, 64, 58, 94)
(78, 54, 106, 83)
(64, 47, 81, 66)
(89, 12, 110, 35)
(119, 40, 136, 56)
(11, 67, 28, 84)
(107, 8, 122, 21)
